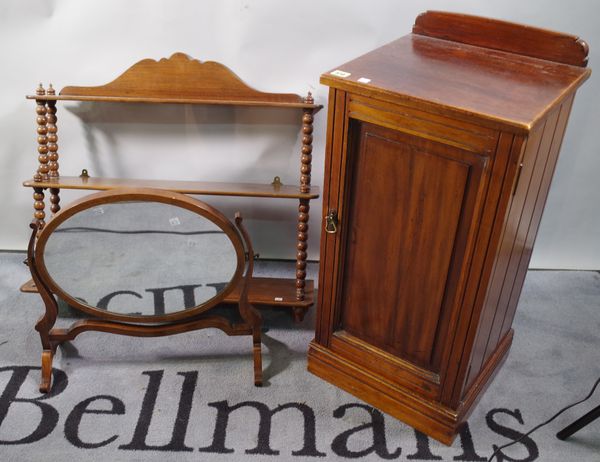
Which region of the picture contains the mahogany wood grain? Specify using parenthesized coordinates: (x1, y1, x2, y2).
(347, 94, 498, 154)
(19, 279, 37, 293)
(465, 121, 547, 387)
(445, 134, 525, 406)
(234, 212, 264, 386)
(315, 88, 348, 346)
(300, 100, 315, 193)
(32, 188, 45, 229)
(27, 94, 321, 110)
(61, 52, 304, 103)
(34, 85, 48, 183)
(338, 121, 486, 371)
(51, 316, 253, 342)
(40, 350, 53, 392)
(413, 11, 590, 67)
(498, 96, 575, 339)
(45, 87, 60, 179)
(23, 176, 320, 199)
(26, 53, 321, 111)
(331, 331, 441, 401)
(295, 199, 310, 301)
(308, 342, 460, 445)
(459, 329, 513, 421)
(484, 109, 561, 362)
(27, 189, 263, 391)
(49, 187, 60, 214)
(25, 54, 321, 323)
(321, 35, 589, 134)
(222, 277, 315, 308)
(309, 11, 590, 445)
(466, 96, 573, 390)
(21, 276, 315, 309)
(27, 221, 61, 392)
(296, 96, 316, 303)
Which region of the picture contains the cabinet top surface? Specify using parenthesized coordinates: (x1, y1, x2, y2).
(321, 33, 590, 132)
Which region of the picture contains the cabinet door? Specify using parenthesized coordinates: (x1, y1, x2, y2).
(329, 118, 490, 398)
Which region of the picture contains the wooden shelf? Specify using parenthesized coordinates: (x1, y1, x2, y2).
(21, 277, 315, 309)
(223, 277, 314, 308)
(27, 94, 322, 110)
(23, 176, 319, 199)
(26, 52, 319, 324)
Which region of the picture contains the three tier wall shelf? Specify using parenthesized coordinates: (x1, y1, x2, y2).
(22, 52, 322, 322)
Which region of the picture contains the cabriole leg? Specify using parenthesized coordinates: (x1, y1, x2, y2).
(27, 222, 60, 393)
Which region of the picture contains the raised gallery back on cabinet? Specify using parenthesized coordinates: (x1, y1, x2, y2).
(307, 11, 591, 444)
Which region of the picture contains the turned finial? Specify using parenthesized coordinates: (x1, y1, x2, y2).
(47, 84, 55, 96)
(36, 83, 46, 96)
(304, 91, 314, 105)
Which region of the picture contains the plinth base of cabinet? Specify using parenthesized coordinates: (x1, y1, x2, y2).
(21, 277, 314, 321)
(307, 330, 513, 445)
(307, 342, 460, 444)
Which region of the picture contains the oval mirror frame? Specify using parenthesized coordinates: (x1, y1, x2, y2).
(34, 188, 246, 324)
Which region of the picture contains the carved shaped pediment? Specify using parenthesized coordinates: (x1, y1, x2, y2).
(60, 53, 306, 104)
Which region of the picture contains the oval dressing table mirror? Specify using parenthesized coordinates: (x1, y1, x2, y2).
(27, 188, 262, 392)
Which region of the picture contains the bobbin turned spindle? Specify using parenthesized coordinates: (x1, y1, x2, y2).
(300, 92, 314, 194)
(33, 84, 48, 227)
(46, 84, 59, 178)
(22, 54, 324, 323)
(34, 84, 48, 183)
(295, 92, 315, 307)
(295, 199, 310, 302)
(46, 84, 61, 214)
(33, 188, 45, 229)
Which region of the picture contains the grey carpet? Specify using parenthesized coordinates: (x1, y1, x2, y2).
(0, 252, 598, 461)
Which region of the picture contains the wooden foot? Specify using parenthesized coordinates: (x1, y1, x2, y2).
(39, 349, 53, 393)
(293, 306, 306, 323)
(20, 278, 38, 293)
(253, 332, 263, 387)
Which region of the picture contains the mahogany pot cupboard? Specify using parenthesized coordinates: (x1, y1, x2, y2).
(308, 11, 591, 444)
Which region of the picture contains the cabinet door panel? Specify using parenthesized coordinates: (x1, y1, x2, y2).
(337, 120, 488, 374)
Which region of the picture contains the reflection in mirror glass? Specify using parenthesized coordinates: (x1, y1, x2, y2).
(43, 201, 238, 317)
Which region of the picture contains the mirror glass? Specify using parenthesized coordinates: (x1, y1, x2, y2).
(43, 201, 238, 317)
